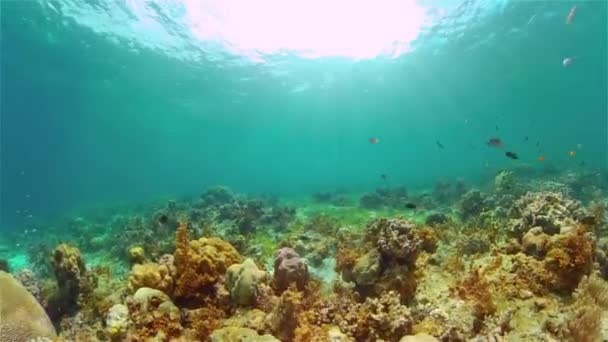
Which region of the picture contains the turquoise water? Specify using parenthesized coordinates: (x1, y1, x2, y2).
(1, 0, 606, 227)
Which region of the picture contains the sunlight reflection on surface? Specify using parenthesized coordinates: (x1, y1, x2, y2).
(181, 0, 434, 60)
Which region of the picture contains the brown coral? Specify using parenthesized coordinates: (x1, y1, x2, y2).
(173, 222, 242, 302)
(295, 290, 412, 342)
(50, 243, 95, 308)
(125, 287, 183, 340)
(561, 274, 608, 342)
(543, 227, 595, 292)
(368, 218, 422, 265)
(451, 267, 496, 323)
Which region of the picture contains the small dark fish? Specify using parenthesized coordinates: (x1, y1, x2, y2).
(505, 151, 519, 160)
(524, 136, 529, 142)
(436, 140, 444, 149)
(536, 141, 540, 147)
(369, 137, 379, 144)
(381, 174, 387, 181)
(487, 138, 503, 148)
(158, 215, 169, 224)
(496, 125, 499, 131)
(405, 203, 417, 209)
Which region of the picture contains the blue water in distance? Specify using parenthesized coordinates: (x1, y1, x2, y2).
(1, 0, 606, 230)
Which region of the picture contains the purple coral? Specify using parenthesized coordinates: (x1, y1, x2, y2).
(273, 247, 308, 292)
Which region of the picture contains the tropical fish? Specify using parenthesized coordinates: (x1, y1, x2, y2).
(436, 140, 444, 149)
(563, 57, 576, 67)
(505, 151, 519, 159)
(569, 150, 576, 158)
(369, 137, 380, 144)
(538, 155, 545, 161)
(566, 5, 577, 24)
(486, 138, 503, 148)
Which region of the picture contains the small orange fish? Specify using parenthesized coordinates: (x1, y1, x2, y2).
(538, 156, 545, 161)
(566, 5, 577, 24)
(569, 151, 576, 158)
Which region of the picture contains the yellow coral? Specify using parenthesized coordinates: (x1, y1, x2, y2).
(128, 246, 146, 264)
(128, 262, 174, 295)
(173, 222, 242, 301)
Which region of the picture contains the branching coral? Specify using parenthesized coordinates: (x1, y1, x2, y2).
(368, 218, 422, 265)
(173, 222, 242, 302)
(451, 267, 496, 324)
(294, 290, 412, 342)
(561, 274, 608, 342)
(543, 227, 595, 292)
(183, 305, 227, 340)
(125, 287, 183, 340)
(508, 191, 587, 237)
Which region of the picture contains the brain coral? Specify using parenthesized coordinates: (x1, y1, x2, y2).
(0, 271, 57, 342)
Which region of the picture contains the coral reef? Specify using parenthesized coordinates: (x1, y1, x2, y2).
(369, 218, 422, 265)
(459, 190, 485, 220)
(105, 304, 130, 340)
(4, 168, 608, 341)
(0, 271, 57, 341)
(128, 245, 146, 264)
(173, 222, 242, 302)
(226, 258, 268, 306)
(210, 327, 280, 341)
(508, 191, 587, 237)
(50, 243, 95, 309)
(295, 290, 412, 341)
(125, 287, 183, 340)
(127, 261, 174, 295)
(273, 247, 309, 292)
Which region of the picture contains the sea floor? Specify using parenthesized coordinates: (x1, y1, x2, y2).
(1, 169, 608, 341)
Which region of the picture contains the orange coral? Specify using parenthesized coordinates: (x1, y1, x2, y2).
(544, 227, 594, 292)
(183, 305, 226, 340)
(451, 267, 496, 322)
(173, 222, 242, 303)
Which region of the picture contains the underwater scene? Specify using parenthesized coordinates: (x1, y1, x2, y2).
(1, 0, 607, 341)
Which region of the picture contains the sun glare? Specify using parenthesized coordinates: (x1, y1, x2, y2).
(182, 0, 431, 60)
